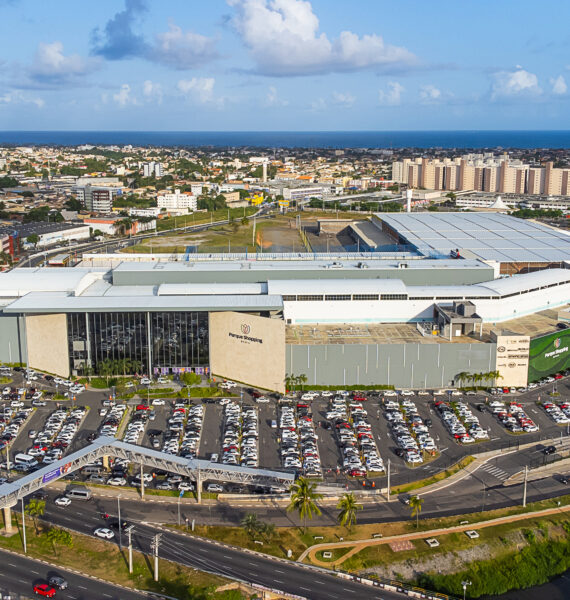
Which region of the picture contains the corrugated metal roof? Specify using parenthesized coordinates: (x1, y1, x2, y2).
(379, 212, 570, 262)
(3, 293, 283, 313)
(0, 268, 106, 297)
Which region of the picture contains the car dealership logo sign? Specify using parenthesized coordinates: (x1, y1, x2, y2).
(241, 324, 251, 335)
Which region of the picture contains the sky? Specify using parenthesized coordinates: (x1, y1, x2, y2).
(0, 0, 569, 131)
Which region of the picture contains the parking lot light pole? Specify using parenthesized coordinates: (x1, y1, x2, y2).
(461, 580, 471, 600)
(523, 465, 528, 508)
(386, 459, 391, 502)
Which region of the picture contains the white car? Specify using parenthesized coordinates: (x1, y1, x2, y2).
(140, 378, 151, 385)
(94, 527, 115, 540)
(125, 381, 135, 388)
(156, 377, 168, 384)
(54, 496, 71, 507)
(255, 396, 269, 403)
(383, 390, 398, 397)
(107, 477, 127, 486)
(152, 398, 166, 406)
(206, 483, 224, 493)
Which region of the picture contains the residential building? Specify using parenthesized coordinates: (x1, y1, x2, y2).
(157, 189, 197, 212)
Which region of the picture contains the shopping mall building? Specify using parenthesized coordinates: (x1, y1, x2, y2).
(0, 212, 568, 392)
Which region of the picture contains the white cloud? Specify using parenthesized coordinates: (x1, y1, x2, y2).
(228, 0, 417, 76)
(30, 41, 100, 84)
(177, 77, 222, 107)
(153, 23, 219, 69)
(143, 80, 163, 103)
(264, 86, 288, 107)
(491, 68, 542, 99)
(378, 81, 404, 106)
(0, 90, 44, 108)
(419, 84, 442, 102)
(310, 97, 327, 112)
(332, 91, 355, 108)
(550, 75, 567, 95)
(113, 83, 137, 107)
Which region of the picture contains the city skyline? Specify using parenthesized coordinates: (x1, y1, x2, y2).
(0, 0, 569, 132)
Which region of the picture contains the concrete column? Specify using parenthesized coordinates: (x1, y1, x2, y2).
(196, 471, 202, 504)
(3, 506, 13, 534)
(102, 455, 109, 470)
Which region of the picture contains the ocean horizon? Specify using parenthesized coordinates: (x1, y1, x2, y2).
(0, 130, 570, 149)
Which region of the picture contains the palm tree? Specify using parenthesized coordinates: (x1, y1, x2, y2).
(455, 371, 470, 389)
(298, 374, 308, 391)
(472, 372, 483, 391)
(241, 513, 261, 539)
(46, 527, 73, 557)
(287, 477, 323, 533)
(409, 495, 424, 529)
(25, 498, 45, 534)
(284, 374, 294, 392)
(337, 492, 362, 531)
(260, 522, 276, 542)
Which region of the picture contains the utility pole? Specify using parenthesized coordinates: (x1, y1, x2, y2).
(125, 525, 135, 574)
(523, 465, 528, 508)
(386, 459, 391, 502)
(151, 533, 162, 582)
(117, 495, 122, 549)
(140, 464, 145, 500)
(21, 498, 26, 553)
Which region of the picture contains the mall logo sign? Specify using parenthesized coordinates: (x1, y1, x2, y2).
(545, 337, 569, 359)
(229, 322, 262, 345)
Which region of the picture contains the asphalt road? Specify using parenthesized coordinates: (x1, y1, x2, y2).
(0, 548, 148, 600)
(35, 505, 402, 600)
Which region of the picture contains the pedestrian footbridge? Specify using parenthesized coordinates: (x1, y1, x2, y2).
(0, 436, 295, 517)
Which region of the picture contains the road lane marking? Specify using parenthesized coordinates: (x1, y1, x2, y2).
(223, 555, 232, 559)
(299, 587, 311, 591)
(343, 588, 356, 593)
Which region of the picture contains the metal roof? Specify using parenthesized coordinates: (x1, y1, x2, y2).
(158, 283, 267, 296)
(379, 212, 570, 262)
(3, 293, 283, 314)
(0, 268, 106, 297)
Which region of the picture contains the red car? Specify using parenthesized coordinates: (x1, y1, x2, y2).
(33, 583, 56, 597)
(555, 373, 564, 380)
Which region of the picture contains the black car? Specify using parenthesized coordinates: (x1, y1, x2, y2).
(559, 475, 569, 485)
(48, 576, 68, 590)
(394, 448, 406, 457)
(544, 445, 557, 455)
(44, 375, 54, 381)
(29, 491, 48, 500)
(424, 418, 433, 427)
(109, 520, 130, 530)
(477, 404, 487, 413)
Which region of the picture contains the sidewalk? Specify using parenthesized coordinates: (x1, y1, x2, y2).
(298, 501, 570, 567)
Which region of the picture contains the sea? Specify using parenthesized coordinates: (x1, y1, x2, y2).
(1, 130, 570, 149)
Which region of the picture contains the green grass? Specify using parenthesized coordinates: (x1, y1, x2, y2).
(390, 456, 476, 495)
(0, 376, 11, 384)
(156, 206, 258, 232)
(0, 521, 242, 599)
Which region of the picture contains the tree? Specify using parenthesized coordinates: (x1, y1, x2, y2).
(46, 527, 73, 557)
(409, 495, 424, 529)
(181, 372, 201, 387)
(65, 197, 83, 211)
(241, 216, 249, 226)
(455, 371, 470, 389)
(25, 498, 45, 534)
(287, 477, 323, 533)
(26, 234, 39, 248)
(337, 492, 362, 531)
(241, 513, 261, 539)
(284, 374, 294, 392)
(297, 374, 308, 391)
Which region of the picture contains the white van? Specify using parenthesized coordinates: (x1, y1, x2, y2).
(65, 487, 92, 500)
(14, 453, 39, 469)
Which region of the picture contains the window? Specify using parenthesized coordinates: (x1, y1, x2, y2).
(297, 295, 323, 301)
(435, 297, 462, 300)
(352, 294, 379, 301)
(282, 295, 296, 301)
(380, 294, 408, 300)
(325, 294, 351, 301)
(409, 296, 433, 300)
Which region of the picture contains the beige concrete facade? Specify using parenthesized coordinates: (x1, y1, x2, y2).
(491, 330, 530, 387)
(25, 313, 69, 378)
(209, 311, 285, 393)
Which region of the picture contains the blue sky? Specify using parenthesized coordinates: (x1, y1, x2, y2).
(0, 0, 569, 131)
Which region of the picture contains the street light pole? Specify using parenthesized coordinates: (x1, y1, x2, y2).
(523, 465, 528, 508)
(386, 459, 391, 502)
(117, 495, 122, 549)
(462, 580, 471, 600)
(125, 525, 134, 574)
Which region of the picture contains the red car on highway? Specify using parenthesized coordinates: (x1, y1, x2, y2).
(33, 583, 57, 597)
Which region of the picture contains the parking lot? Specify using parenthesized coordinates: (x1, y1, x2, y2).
(3, 367, 570, 491)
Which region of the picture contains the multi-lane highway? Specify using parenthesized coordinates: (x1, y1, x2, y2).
(0, 548, 148, 600)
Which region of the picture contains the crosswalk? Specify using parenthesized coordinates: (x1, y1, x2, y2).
(479, 462, 510, 481)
